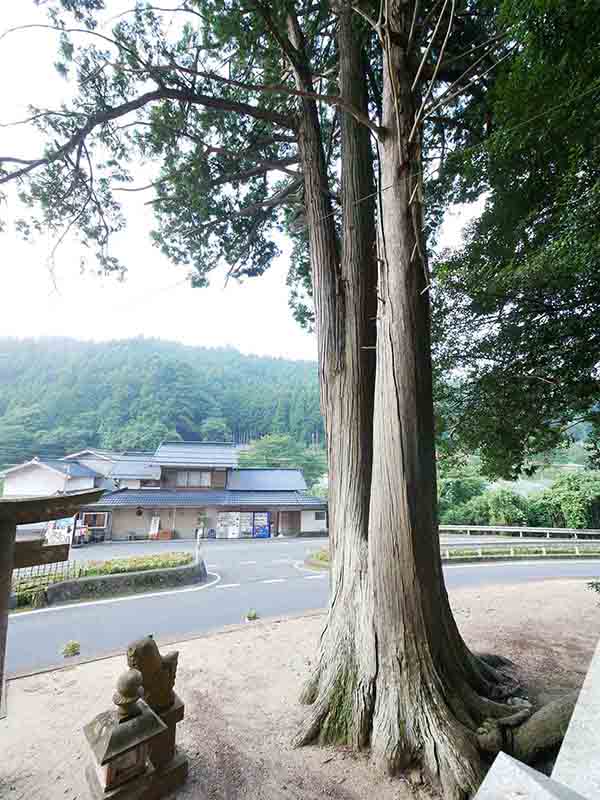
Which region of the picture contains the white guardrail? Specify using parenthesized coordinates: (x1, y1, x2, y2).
(439, 524, 600, 539)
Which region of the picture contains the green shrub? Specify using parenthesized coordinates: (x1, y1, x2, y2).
(246, 609, 258, 621)
(62, 640, 80, 657)
(81, 552, 193, 577)
(441, 493, 491, 525)
(438, 468, 487, 519)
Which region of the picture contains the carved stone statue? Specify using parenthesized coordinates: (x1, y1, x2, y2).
(126, 635, 178, 713)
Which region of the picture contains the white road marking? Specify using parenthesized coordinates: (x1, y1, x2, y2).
(261, 578, 286, 584)
(304, 574, 326, 580)
(11, 572, 222, 617)
(240, 560, 257, 565)
(216, 583, 241, 589)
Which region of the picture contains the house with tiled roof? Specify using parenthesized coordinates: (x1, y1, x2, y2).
(80, 441, 327, 540)
(1, 457, 109, 497)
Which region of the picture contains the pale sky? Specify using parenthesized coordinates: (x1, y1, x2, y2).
(0, 3, 471, 362)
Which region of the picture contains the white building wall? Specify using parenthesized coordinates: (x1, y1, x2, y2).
(3, 465, 66, 497)
(301, 509, 328, 533)
(119, 479, 142, 489)
(67, 476, 96, 492)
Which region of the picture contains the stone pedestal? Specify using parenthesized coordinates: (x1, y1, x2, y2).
(146, 694, 188, 796)
(149, 694, 185, 769)
(85, 752, 189, 800)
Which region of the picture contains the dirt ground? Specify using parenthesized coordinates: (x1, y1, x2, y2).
(1, 578, 599, 800)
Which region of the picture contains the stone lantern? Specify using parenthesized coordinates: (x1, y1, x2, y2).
(0, 489, 103, 714)
(84, 668, 167, 798)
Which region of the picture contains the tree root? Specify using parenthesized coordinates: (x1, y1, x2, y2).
(477, 691, 578, 764)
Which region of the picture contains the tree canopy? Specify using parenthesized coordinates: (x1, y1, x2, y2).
(238, 432, 326, 487)
(432, 0, 600, 478)
(0, 337, 323, 467)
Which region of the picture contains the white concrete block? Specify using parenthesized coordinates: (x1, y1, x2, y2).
(475, 752, 586, 800)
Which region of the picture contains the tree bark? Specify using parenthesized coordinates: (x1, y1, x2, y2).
(366, 5, 516, 797)
(292, 3, 379, 748)
(289, 4, 572, 797)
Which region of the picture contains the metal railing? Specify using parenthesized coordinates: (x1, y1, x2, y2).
(441, 540, 600, 560)
(439, 524, 600, 540)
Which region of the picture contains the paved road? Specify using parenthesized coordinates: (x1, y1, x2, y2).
(7, 537, 600, 677)
(64, 533, 590, 565)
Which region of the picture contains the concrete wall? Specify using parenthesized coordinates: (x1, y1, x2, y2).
(120, 479, 142, 489)
(45, 558, 208, 604)
(301, 509, 328, 533)
(3, 465, 66, 497)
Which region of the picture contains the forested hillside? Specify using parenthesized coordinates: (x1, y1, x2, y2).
(0, 338, 323, 467)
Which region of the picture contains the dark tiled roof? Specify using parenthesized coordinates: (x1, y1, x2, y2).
(227, 469, 307, 491)
(39, 459, 100, 478)
(109, 458, 161, 480)
(84, 489, 326, 510)
(154, 441, 239, 468)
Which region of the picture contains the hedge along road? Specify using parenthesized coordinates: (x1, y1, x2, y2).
(7, 536, 600, 677)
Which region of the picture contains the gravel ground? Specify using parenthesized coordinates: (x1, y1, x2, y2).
(1, 578, 599, 800)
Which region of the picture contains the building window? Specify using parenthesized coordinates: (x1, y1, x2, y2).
(315, 511, 326, 521)
(175, 470, 211, 488)
(176, 471, 188, 487)
(82, 512, 107, 529)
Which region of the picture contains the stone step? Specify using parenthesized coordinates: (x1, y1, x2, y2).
(475, 753, 586, 799)
(552, 638, 600, 798)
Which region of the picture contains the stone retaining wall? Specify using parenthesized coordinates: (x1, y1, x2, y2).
(45, 559, 208, 605)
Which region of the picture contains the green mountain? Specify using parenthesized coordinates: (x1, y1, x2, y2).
(0, 337, 324, 468)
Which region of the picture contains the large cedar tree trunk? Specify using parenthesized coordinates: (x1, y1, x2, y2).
(293, 5, 379, 748)
(367, 5, 521, 798)
(294, 5, 526, 799)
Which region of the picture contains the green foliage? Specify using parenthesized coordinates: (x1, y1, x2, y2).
(0, 338, 324, 467)
(13, 552, 194, 607)
(245, 609, 258, 621)
(527, 473, 600, 529)
(62, 640, 81, 657)
(440, 471, 600, 529)
(200, 417, 232, 442)
(438, 466, 487, 519)
(238, 433, 326, 488)
(81, 552, 193, 576)
(432, 0, 600, 478)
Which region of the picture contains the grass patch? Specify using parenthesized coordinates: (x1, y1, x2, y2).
(62, 640, 80, 657)
(82, 552, 193, 576)
(309, 549, 330, 564)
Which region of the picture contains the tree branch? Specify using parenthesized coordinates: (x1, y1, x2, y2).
(150, 65, 384, 137)
(234, 177, 304, 216)
(211, 157, 300, 186)
(0, 87, 296, 186)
